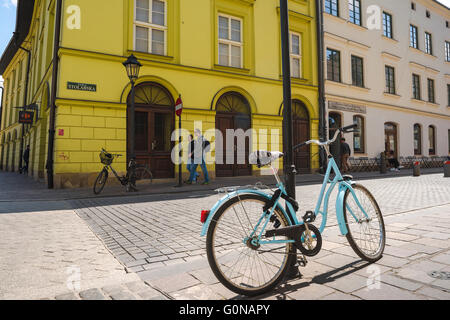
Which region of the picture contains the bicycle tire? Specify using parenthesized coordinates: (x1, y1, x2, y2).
(134, 165, 153, 187)
(343, 184, 386, 262)
(93, 169, 108, 195)
(206, 193, 296, 297)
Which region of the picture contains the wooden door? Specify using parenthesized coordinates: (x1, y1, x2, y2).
(233, 114, 252, 176)
(215, 114, 234, 177)
(215, 92, 252, 177)
(293, 119, 310, 174)
(127, 83, 174, 179)
(384, 123, 398, 158)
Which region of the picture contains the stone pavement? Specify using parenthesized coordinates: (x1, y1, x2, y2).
(0, 171, 449, 300)
(68, 173, 450, 300)
(0, 200, 153, 300)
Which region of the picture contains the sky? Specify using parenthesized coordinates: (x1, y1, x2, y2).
(0, 0, 449, 96)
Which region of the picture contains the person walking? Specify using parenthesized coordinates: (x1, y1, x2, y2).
(185, 134, 199, 183)
(340, 138, 351, 173)
(22, 145, 30, 174)
(186, 129, 210, 185)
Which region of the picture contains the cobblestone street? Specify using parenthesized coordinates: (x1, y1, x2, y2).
(0, 171, 449, 300)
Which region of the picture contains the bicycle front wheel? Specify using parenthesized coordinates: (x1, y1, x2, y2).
(343, 184, 385, 262)
(206, 194, 296, 297)
(134, 165, 153, 188)
(93, 169, 108, 195)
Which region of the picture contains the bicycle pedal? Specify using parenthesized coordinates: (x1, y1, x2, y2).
(297, 255, 308, 267)
(302, 211, 316, 223)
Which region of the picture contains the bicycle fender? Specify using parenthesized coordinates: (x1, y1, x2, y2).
(200, 190, 292, 237)
(336, 184, 349, 236)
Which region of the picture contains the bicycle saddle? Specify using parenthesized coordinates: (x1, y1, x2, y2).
(249, 151, 284, 168)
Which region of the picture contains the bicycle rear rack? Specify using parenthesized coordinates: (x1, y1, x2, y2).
(214, 182, 274, 195)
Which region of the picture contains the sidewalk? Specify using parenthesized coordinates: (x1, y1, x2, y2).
(0, 167, 444, 202)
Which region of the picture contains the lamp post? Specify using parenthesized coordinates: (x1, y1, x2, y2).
(123, 55, 142, 162)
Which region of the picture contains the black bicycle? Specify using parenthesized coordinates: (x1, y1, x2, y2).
(93, 148, 153, 195)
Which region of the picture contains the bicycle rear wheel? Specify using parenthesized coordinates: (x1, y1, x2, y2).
(206, 194, 296, 297)
(93, 169, 108, 195)
(343, 184, 385, 262)
(134, 165, 153, 187)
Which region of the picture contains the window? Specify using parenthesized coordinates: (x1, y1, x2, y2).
(382, 12, 393, 38)
(351, 55, 364, 87)
(349, 0, 361, 26)
(446, 21, 449, 28)
(427, 78, 435, 103)
(327, 49, 341, 82)
(414, 124, 422, 155)
(428, 126, 436, 155)
(410, 25, 418, 49)
(411, 2, 416, 10)
(425, 32, 433, 55)
(325, 0, 339, 16)
(385, 66, 396, 94)
(412, 74, 421, 100)
(218, 15, 242, 68)
(426, 10, 430, 18)
(290, 32, 302, 78)
(353, 115, 365, 153)
(134, 0, 167, 55)
(446, 41, 450, 62)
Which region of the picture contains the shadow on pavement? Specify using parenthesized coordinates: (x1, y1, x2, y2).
(242, 259, 369, 300)
(0, 167, 443, 214)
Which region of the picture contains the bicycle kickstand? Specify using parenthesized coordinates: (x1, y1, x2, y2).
(297, 254, 308, 267)
(126, 183, 138, 192)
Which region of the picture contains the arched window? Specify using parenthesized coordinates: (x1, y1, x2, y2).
(413, 124, 422, 155)
(353, 115, 365, 153)
(428, 125, 436, 155)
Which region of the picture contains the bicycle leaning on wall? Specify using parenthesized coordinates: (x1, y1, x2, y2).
(93, 148, 153, 195)
(200, 123, 386, 296)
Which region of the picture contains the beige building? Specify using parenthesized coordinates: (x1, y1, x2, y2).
(323, 0, 450, 161)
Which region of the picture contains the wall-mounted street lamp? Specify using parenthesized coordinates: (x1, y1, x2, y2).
(123, 54, 142, 161)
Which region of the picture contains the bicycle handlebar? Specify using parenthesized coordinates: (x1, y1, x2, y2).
(293, 123, 359, 150)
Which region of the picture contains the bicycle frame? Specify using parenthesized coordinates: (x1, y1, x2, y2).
(201, 156, 371, 244)
(105, 164, 127, 185)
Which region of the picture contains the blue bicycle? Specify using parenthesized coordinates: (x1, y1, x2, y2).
(200, 124, 385, 296)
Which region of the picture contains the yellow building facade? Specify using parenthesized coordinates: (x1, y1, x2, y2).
(0, 0, 320, 188)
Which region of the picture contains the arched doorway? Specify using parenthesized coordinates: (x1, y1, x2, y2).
(5, 133, 11, 171)
(292, 100, 311, 174)
(0, 134, 4, 170)
(215, 92, 252, 177)
(11, 130, 17, 172)
(127, 82, 175, 179)
(329, 112, 342, 168)
(384, 122, 398, 157)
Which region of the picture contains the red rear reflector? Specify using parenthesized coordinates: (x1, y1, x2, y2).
(445, 161, 450, 165)
(414, 161, 420, 166)
(201, 210, 210, 223)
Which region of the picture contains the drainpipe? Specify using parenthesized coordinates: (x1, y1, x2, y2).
(16, 41, 31, 173)
(47, 0, 63, 189)
(315, 0, 327, 171)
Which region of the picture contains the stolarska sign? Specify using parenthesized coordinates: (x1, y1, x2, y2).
(67, 82, 97, 92)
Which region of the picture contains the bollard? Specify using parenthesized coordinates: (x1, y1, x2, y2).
(413, 161, 420, 177)
(380, 152, 387, 174)
(444, 161, 450, 178)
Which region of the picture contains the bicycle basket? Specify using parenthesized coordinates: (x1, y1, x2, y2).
(100, 151, 113, 165)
